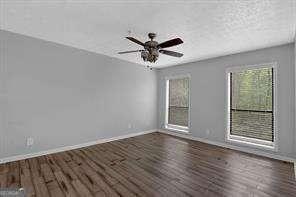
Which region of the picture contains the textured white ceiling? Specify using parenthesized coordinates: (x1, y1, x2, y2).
(1, 0, 295, 68)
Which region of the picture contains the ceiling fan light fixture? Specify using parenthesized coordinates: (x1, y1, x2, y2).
(141, 50, 149, 61)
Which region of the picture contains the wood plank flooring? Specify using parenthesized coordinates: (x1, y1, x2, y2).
(0, 132, 295, 197)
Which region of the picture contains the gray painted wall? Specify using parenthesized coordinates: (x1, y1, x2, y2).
(0, 30, 157, 159)
(0, 29, 294, 161)
(157, 44, 295, 158)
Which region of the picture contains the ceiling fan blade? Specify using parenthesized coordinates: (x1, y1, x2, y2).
(159, 50, 183, 57)
(157, 38, 183, 48)
(126, 37, 145, 46)
(118, 50, 144, 54)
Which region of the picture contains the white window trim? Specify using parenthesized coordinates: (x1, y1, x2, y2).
(165, 74, 191, 133)
(225, 62, 278, 151)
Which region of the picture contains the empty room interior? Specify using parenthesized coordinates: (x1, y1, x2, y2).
(1, 0, 296, 196)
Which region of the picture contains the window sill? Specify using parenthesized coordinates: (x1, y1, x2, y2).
(226, 134, 276, 151)
(165, 124, 190, 134)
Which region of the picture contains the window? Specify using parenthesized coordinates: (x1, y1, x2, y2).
(165, 76, 190, 132)
(227, 64, 276, 149)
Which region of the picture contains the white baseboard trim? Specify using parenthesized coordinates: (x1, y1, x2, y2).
(0, 129, 156, 164)
(159, 129, 296, 163)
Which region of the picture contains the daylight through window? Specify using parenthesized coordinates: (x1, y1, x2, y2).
(228, 66, 275, 146)
(166, 77, 189, 131)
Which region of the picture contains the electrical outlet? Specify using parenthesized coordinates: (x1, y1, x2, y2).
(206, 129, 211, 136)
(27, 137, 34, 147)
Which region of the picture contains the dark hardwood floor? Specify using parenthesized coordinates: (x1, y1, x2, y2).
(0, 132, 295, 197)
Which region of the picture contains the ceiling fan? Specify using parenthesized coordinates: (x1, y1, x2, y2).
(118, 33, 183, 63)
